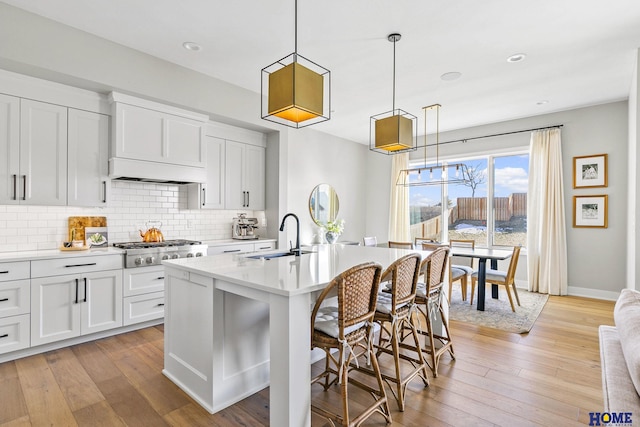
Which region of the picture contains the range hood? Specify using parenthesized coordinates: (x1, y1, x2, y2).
(108, 92, 209, 185)
(109, 157, 206, 185)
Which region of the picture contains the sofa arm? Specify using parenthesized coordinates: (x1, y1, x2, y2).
(599, 325, 640, 413)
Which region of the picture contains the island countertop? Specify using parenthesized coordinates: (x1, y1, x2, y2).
(162, 244, 421, 297)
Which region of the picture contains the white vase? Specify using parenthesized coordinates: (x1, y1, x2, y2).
(325, 231, 339, 244)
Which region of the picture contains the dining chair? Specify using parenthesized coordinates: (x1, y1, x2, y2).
(388, 241, 413, 249)
(414, 236, 436, 247)
(449, 239, 476, 302)
(470, 245, 522, 312)
(310, 262, 392, 426)
(363, 236, 378, 247)
(365, 253, 429, 411)
(413, 246, 455, 377)
(421, 242, 467, 305)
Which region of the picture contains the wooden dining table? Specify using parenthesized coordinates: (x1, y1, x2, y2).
(448, 247, 513, 311)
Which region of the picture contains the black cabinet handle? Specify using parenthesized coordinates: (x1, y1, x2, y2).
(75, 278, 79, 304)
(12, 174, 16, 201)
(247, 191, 250, 207)
(0, 271, 8, 274)
(202, 187, 206, 207)
(223, 249, 241, 253)
(258, 246, 271, 250)
(83, 278, 87, 302)
(156, 303, 165, 307)
(102, 181, 107, 203)
(22, 175, 26, 201)
(65, 263, 97, 268)
(156, 276, 165, 280)
(0, 334, 8, 339)
(0, 297, 8, 302)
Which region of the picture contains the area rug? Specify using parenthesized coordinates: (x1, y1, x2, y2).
(448, 285, 549, 334)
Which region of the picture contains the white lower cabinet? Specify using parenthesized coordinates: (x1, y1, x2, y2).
(0, 314, 30, 354)
(123, 266, 165, 325)
(123, 291, 165, 326)
(207, 241, 276, 256)
(30, 269, 123, 346)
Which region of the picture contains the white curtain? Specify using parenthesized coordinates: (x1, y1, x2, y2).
(389, 153, 411, 242)
(527, 128, 568, 295)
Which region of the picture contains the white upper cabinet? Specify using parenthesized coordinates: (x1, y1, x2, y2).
(19, 99, 68, 206)
(67, 109, 110, 207)
(188, 136, 225, 209)
(0, 94, 20, 204)
(110, 93, 206, 168)
(225, 140, 265, 210)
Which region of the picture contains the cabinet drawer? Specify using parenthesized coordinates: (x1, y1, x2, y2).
(123, 266, 165, 297)
(0, 261, 30, 282)
(254, 242, 276, 252)
(31, 254, 123, 278)
(123, 292, 164, 326)
(0, 314, 30, 355)
(207, 243, 255, 256)
(0, 280, 30, 318)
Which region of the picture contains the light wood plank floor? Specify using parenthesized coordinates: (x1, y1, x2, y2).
(0, 295, 614, 426)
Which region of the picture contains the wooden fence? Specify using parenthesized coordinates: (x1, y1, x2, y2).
(449, 193, 526, 223)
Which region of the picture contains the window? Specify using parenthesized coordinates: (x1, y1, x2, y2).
(409, 152, 528, 248)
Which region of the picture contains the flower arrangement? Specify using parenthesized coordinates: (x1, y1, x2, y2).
(323, 219, 345, 234)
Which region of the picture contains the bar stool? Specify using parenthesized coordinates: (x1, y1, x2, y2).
(310, 262, 392, 426)
(413, 246, 455, 377)
(366, 253, 430, 411)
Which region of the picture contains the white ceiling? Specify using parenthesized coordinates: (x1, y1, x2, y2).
(3, 0, 640, 143)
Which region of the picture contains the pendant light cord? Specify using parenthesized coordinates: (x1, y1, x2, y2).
(294, 0, 298, 54)
(392, 37, 396, 112)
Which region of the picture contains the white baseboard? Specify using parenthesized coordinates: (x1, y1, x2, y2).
(567, 286, 620, 301)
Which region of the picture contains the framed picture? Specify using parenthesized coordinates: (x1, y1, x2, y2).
(573, 195, 608, 228)
(573, 154, 607, 188)
(85, 226, 108, 247)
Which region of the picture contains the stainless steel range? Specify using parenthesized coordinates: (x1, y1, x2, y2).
(113, 240, 207, 268)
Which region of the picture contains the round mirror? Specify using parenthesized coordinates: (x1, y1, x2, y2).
(309, 184, 339, 226)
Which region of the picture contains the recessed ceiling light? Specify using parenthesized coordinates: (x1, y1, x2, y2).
(182, 42, 202, 52)
(507, 53, 526, 63)
(537, 100, 549, 105)
(440, 71, 462, 81)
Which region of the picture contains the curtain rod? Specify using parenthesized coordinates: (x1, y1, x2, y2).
(417, 124, 563, 147)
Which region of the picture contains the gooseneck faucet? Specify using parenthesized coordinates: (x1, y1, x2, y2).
(279, 213, 301, 256)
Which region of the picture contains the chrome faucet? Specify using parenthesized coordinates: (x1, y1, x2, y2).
(279, 213, 301, 256)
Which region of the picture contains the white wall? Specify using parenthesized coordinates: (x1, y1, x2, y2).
(629, 49, 639, 292)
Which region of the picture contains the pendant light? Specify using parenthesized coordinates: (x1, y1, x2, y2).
(261, 0, 330, 128)
(370, 33, 417, 155)
(396, 104, 470, 186)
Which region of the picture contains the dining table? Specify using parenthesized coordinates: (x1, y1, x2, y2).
(448, 246, 513, 311)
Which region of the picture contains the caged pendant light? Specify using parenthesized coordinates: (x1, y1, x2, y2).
(261, 0, 330, 128)
(396, 104, 470, 186)
(370, 33, 417, 155)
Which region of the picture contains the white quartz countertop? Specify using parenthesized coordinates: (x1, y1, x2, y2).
(0, 247, 124, 262)
(163, 244, 426, 297)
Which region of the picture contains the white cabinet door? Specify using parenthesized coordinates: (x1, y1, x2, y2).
(224, 140, 266, 210)
(243, 144, 265, 210)
(0, 94, 20, 204)
(225, 140, 245, 209)
(31, 275, 80, 346)
(81, 269, 123, 335)
(188, 136, 225, 209)
(67, 109, 110, 206)
(20, 99, 67, 205)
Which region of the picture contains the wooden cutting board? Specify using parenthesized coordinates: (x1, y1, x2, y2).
(68, 216, 107, 241)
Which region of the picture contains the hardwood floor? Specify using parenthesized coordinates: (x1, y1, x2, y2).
(0, 295, 614, 426)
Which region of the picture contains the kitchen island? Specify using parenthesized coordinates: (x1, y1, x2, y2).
(162, 244, 425, 427)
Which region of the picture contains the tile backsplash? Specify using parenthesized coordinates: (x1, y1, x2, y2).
(0, 181, 266, 253)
